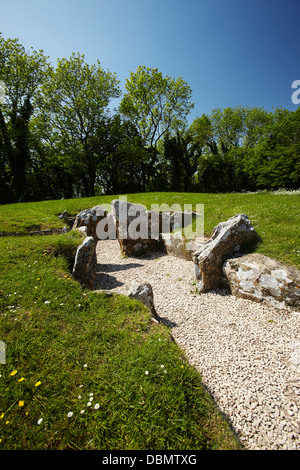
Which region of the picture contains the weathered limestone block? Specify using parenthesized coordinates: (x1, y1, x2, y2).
(96, 213, 117, 240)
(74, 226, 88, 237)
(72, 236, 97, 289)
(119, 281, 158, 318)
(73, 205, 107, 240)
(111, 199, 165, 256)
(193, 214, 260, 292)
(161, 232, 205, 261)
(223, 253, 300, 311)
(58, 210, 76, 229)
(111, 199, 203, 258)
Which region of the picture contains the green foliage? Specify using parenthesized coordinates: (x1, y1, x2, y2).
(0, 33, 299, 202)
(120, 66, 194, 150)
(245, 108, 300, 189)
(189, 106, 300, 192)
(0, 230, 241, 450)
(0, 34, 50, 202)
(36, 52, 121, 197)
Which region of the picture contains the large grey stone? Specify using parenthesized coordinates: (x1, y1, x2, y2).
(120, 281, 158, 318)
(73, 205, 107, 240)
(223, 253, 300, 311)
(161, 232, 206, 261)
(72, 236, 97, 289)
(111, 199, 165, 256)
(193, 214, 260, 292)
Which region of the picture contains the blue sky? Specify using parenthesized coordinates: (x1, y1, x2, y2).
(1, 0, 299, 121)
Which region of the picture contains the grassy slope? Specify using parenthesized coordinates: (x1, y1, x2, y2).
(0, 191, 299, 268)
(0, 214, 242, 449)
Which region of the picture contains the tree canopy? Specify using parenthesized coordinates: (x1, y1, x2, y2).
(0, 34, 299, 204)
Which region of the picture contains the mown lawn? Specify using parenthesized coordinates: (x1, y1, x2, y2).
(0, 190, 298, 450)
(0, 191, 299, 268)
(0, 229, 241, 450)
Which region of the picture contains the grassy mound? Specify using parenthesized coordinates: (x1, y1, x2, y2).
(0, 225, 241, 450)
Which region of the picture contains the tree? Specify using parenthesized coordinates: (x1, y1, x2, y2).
(163, 127, 200, 192)
(119, 66, 194, 186)
(37, 52, 121, 197)
(190, 106, 272, 192)
(246, 108, 300, 189)
(96, 114, 148, 194)
(0, 34, 50, 202)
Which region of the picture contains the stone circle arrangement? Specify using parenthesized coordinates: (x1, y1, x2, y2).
(68, 199, 300, 314)
(59, 199, 300, 450)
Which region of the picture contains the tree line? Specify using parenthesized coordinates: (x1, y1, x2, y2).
(0, 34, 299, 204)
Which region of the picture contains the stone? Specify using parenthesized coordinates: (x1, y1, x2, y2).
(72, 236, 97, 289)
(73, 205, 107, 240)
(74, 226, 88, 237)
(111, 199, 204, 259)
(223, 253, 300, 311)
(118, 281, 158, 318)
(111, 199, 165, 256)
(161, 232, 206, 261)
(58, 210, 76, 229)
(96, 212, 117, 240)
(193, 214, 260, 292)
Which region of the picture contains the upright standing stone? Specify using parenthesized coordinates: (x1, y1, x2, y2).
(193, 214, 260, 292)
(72, 236, 97, 289)
(111, 199, 165, 256)
(73, 205, 107, 240)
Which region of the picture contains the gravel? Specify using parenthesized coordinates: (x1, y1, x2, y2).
(95, 239, 300, 450)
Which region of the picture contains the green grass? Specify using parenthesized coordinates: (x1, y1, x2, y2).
(0, 230, 241, 450)
(0, 190, 299, 449)
(0, 191, 299, 268)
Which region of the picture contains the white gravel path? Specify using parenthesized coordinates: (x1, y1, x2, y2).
(95, 239, 300, 450)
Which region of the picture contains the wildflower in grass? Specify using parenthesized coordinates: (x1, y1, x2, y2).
(87, 401, 92, 407)
(35, 381, 41, 387)
(37, 418, 43, 425)
(94, 403, 100, 410)
(89, 393, 93, 397)
(145, 371, 149, 375)
(80, 410, 85, 414)
(83, 364, 88, 368)
(160, 365, 164, 368)
(67, 412, 73, 418)
(0, 413, 4, 419)
(5, 421, 9, 425)
(78, 395, 82, 399)
(18, 377, 25, 382)
(18, 401, 24, 407)
(10, 370, 17, 376)
(44, 301, 50, 304)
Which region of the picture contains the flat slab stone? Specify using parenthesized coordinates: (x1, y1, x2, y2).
(223, 253, 300, 311)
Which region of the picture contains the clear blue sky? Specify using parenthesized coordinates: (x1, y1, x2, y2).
(1, 0, 299, 121)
